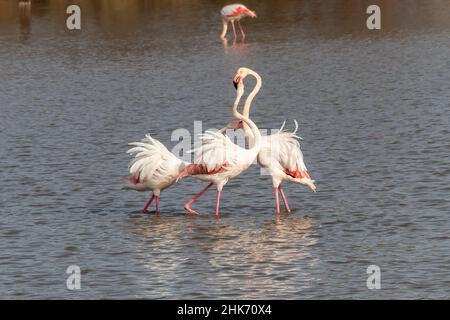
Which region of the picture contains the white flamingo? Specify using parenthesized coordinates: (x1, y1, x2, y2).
(220, 4, 257, 40)
(178, 72, 262, 217)
(232, 68, 316, 214)
(124, 134, 189, 213)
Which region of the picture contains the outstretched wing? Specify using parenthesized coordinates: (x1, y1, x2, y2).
(191, 130, 243, 173)
(126, 134, 183, 183)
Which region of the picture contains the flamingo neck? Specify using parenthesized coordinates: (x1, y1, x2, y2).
(242, 70, 261, 147)
(232, 92, 261, 155)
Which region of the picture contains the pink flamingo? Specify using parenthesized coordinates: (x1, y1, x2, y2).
(234, 68, 316, 214)
(178, 71, 262, 217)
(220, 4, 257, 40)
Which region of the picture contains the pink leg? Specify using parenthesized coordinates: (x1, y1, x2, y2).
(274, 187, 281, 214)
(184, 183, 213, 215)
(142, 194, 154, 213)
(155, 196, 160, 214)
(220, 19, 228, 39)
(238, 21, 245, 38)
(215, 190, 221, 217)
(231, 21, 237, 39)
(279, 185, 291, 212)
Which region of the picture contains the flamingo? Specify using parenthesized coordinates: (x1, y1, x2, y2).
(220, 4, 257, 40)
(177, 71, 262, 217)
(124, 134, 190, 213)
(124, 93, 244, 214)
(233, 68, 316, 214)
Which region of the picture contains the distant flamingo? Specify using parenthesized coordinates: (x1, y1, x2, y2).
(177, 72, 262, 217)
(220, 4, 256, 40)
(233, 68, 316, 214)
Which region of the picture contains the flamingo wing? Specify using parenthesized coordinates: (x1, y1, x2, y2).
(126, 134, 184, 184)
(191, 130, 243, 173)
(275, 121, 311, 179)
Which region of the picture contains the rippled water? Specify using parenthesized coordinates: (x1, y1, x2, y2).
(1, 0, 449, 299)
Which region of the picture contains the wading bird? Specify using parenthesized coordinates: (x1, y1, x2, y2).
(124, 134, 190, 214)
(233, 68, 316, 214)
(177, 74, 262, 217)
(220, 4, 256, 40)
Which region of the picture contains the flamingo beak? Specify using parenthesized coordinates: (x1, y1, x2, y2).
(233, 75, 241, 90)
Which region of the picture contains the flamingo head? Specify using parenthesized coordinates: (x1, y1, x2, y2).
(233, 73, 245, 95)
(295, 178, 317, 192)
(226, 119, 244, 131)
(233, 67, 251, 89)
(247, 10, 257, 18)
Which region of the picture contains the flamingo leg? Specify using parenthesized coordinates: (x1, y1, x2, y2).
(279, 185, 291, 212)
(215, 190, 221, 217)
(142, 194, 155, 213)
(184, 183, 213, 215)
(231, 20, 237, 39)
(155, 196, 160, 214)
(238, 21, 245, 38)
(274, 187, 281, 214)
(220, 19, 228, 39)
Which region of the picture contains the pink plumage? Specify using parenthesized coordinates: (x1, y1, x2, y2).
(220, 4, 257, 39)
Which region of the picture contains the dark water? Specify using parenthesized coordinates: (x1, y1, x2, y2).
(1, 0, 449, 299)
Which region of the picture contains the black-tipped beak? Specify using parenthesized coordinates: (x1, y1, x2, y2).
(233, 75, 241, 90)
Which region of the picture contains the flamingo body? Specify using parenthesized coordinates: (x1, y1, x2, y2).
(178, 72, 262, 216)
(221, 4, 254, 21)
(124, 134, 188, 213)
(256, 123, 315, 191)
(220, 4, 256, 39)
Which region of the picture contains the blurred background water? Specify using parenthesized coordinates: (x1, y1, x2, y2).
(0, 0, 449, 299)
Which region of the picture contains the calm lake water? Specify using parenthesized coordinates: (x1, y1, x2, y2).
(1, 0, 449, 299)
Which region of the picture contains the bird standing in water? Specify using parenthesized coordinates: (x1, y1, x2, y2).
(233, 68, 316, 214)
(220, 4, 257, 40)
(177, 73, 262, 217)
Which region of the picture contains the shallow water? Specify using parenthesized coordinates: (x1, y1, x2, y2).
(1, 0, 449, 299)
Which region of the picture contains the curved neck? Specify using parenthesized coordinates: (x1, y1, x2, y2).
(219, 89, 244, 134)
(242, 70, 261, 146)
(232, 90, 261, 153)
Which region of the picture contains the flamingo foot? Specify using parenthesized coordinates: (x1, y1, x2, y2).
(184, 204, 201, 216)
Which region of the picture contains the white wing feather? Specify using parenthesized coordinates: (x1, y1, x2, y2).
(191, 130, 243, 172)
(274, 120, 308, 172)
(126, 134, 183, 183)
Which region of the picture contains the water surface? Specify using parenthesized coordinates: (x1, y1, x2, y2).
(1, 0, 449, 299)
